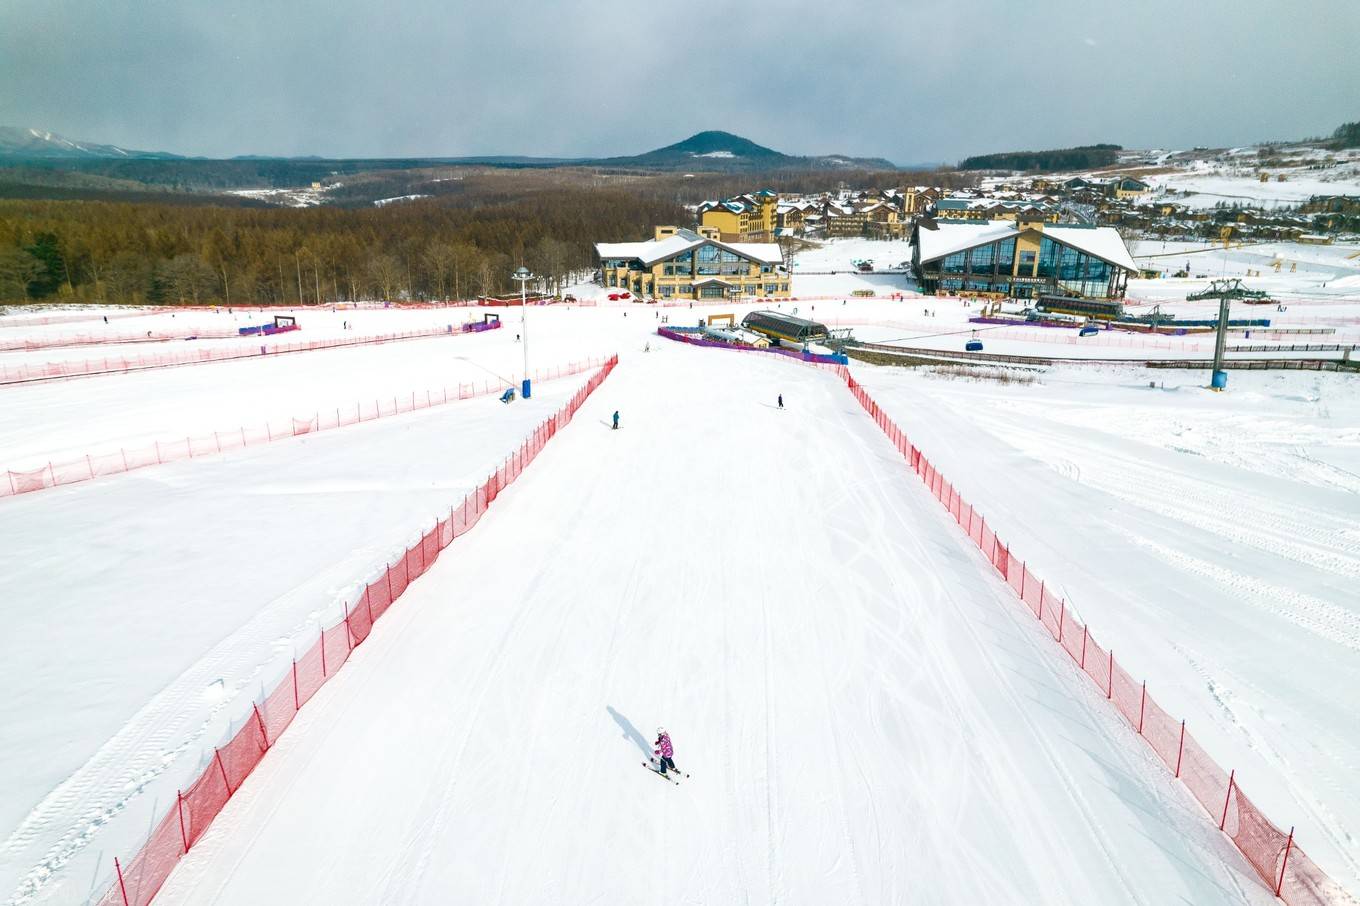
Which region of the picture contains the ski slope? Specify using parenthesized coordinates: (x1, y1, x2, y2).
(152, 345, 1274, 905)
(0, 381, 580, 905)
(853, 364, 1360, 893)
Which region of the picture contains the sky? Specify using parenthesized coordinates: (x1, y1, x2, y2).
(2, 0, 1358, 165)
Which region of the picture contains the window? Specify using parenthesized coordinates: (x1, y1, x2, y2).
(696, 245, 720, 275)
(994, 238, 1015, 273)
(1018, 250, 1036, 275)
(700, 284, 726, 299)
(1037, 238, 1060, 279)
(942, 252, 967, 274)
(662, 252, 693, 276)
(1058, 244, 1084, 281)
(968, 243, 994, 274)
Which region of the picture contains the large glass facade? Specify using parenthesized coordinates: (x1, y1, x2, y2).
(968, 243, 994, 274)
(696, 244, 751, 276)
(994, 238, 1015, 273)
(662, 252, 693, 276)
(921, 233, 1124, 298)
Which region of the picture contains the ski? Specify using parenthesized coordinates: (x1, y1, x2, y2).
(643, 761, 680, 784)
(647, 758, 689, 780)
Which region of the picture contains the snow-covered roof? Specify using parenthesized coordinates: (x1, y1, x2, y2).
(595, 229, 782, 266)
(915, 220, 1137, 271)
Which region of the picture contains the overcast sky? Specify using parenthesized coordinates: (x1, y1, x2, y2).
(2, 0, 1357, 164)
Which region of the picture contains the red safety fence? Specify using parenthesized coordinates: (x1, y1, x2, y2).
(830, 364, 1344, 905)
(0, 328, 244, 352)
(3, 355, 609, 499)
(0, 320, 498, 385)
(97, 354, 618, 906)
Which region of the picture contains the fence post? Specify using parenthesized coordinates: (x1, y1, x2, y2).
(292, 659, 299, 710)
(253, 703, 269, 749)
(1079, 625, 1087, 668)
(1107, 650, 1114, 699)
(344, 601, 353, 651)
(1275, 827, 1294, 897)
(1020, 565, 1028, 601)
(214, 747, 231, 793)
(320, 624, 328, 677)
(1175, 720, 1186, 777)
(1037, 580, 1044, 621)
(1057, 600, 1065, 643)
(114, 856, 130, 906)
(1219, 770, 1235, 830)
(177, 789, 189, 852)
(155, 441, 162, 464)
(1137, 682, 1147, 733)
(364, 587, 375, 625)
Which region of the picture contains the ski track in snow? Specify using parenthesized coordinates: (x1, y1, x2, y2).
(143, 348, 1272, 905)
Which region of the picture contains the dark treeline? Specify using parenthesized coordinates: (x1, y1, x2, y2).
(959, 145, 1122, 173)
(0, 187, 686, 306)
(0, 162, 968, 307)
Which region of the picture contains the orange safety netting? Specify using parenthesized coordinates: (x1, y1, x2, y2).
(3, 355, 607, 499)
(831, 364, 1339, 905)
(98, 355, 617, 906)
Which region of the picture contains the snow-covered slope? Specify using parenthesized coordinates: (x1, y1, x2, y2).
(151, 346, 1273, 905)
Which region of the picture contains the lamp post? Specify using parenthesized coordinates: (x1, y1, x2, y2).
(513, 266, 533, 398)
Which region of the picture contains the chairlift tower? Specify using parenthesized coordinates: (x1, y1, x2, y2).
(1185, 278, 1272, 391)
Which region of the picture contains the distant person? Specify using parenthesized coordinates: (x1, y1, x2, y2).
(777, 394, 784, 409)
(644, 342, 650, 353)
(612, 410, 620, 430)
(102, 315, 108, 324)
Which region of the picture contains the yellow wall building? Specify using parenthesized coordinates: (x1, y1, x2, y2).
(698, 190, 778, 242)
(596, 226, 789, 301)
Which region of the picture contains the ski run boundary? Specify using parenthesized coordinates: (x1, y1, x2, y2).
(2, 355, 612, 500)
(659, 327, 1351, 905)
(88, 355, 618, 906)
(0, 319, 500, 386)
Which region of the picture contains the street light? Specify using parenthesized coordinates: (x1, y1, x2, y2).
(513, 266, 533, 398)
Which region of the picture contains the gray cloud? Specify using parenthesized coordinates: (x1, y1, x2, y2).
(1, 0, 1357, 164)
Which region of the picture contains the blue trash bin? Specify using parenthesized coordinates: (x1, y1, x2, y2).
(522, 378, 532, 399)
(1211, 370, 1228, 390)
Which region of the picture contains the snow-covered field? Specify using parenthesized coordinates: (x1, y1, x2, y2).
(1142, 149, 1360, 210)
(150, 345, 1276, 906)
(2, 267, 1358, 903)
(853, 363, 1360, 894)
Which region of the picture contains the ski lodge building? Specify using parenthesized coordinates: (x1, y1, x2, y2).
(595, 226, 789, 301)
(697, 190, 778, 242)
(911, 217, 1138, 300)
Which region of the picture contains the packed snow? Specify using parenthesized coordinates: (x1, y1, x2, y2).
(2, 252, 1358, 904)
(151, 345, 1276, 905)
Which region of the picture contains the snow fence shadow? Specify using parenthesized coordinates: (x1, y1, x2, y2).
(92, 355, 618, 906)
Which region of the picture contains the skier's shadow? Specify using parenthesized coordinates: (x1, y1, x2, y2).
(606, 706, 652, 757)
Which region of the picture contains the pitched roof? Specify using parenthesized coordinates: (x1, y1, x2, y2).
(914, 220, 1137, 271)
(595, 229, 783, 266)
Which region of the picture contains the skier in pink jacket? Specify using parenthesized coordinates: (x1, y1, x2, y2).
(654, 728, 678, 776)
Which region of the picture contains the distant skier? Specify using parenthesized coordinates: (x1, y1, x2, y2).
(612, 410, 620, 430)
(777, 394, 784, 409)
(644, 342, 650, 353)
(653, 728, 679, 776)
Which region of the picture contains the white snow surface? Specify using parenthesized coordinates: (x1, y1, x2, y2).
(2, 293, 1357, 904)
(854, 363, 1360, 894)
(152, 346, 1275, 905)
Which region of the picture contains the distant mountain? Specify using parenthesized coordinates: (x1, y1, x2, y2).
(586, 131, 899, 172)
(0, 126, 181, 160)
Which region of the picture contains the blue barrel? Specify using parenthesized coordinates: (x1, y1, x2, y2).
(1211, 370, 1228, 390)
(522, 378, 532, 399)
(965, 339, 983, 352)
